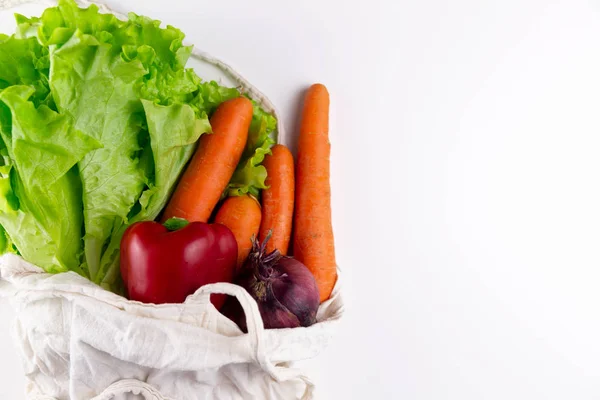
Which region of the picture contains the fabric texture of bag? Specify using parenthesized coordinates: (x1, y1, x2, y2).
(0, 254, 343, 400)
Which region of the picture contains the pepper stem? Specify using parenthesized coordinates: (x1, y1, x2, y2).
(163, 217, 190, 231)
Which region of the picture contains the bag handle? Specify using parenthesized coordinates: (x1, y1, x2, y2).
(187, 283, 315, 400)
(186, 283, 269, 367)
(91, 379, 173, 400)
(29, 381, 174, 400)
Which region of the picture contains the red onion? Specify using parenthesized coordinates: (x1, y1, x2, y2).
(223, 235, 320, 331)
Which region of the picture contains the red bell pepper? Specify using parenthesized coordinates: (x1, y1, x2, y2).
(120, 218, 238, 307)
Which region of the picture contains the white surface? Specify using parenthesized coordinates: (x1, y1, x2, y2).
(2, 0, 600, 399)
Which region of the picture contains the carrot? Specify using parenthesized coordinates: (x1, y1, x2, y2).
(161, 97, 253, 223)
(259, 144, 295, 255)
(293, 83, 336, 303)
(215, 194, 262, 268)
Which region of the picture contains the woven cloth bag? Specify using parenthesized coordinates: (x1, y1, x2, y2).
(0, 1, 344, 399)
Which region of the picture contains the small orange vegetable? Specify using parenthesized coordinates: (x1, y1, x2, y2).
(215, 194, 262, 268)
(259, 144, 295, 255)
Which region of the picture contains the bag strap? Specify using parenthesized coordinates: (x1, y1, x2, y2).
(29, 380, 172, 400)
(188, 283, 315, 399)
(187, 283, 268, 368)
(90, 379, 173, 400)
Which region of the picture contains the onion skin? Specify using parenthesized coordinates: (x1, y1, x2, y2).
(270, 257, 319, 327)
(222, 235, 320, 331)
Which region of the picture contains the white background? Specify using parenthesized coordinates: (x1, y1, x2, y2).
(2, 0, 600, 399)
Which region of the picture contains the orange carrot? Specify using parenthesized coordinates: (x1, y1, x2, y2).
(259, 144, 295, 255)
(161, 97, 253, 223)
(293, 83, 336, 303)
(215, 195, 262, 268)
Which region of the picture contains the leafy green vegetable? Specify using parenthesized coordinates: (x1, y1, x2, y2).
(0, 0, 277, 293)
(226, 100, 277, 198)
(49, 30, 148, 281)
(0, 36, 50, 107)
(192, 81, 240, 119)
(138, 101, 208, 219)
(0, 86, 99, 275)
(14, 1, 123, 47)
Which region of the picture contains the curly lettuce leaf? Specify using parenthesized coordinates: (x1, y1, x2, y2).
(121, 12, 192, 69)
(49, 31, 148, 281)
(36, 0, 209, 288)
(192, 81, 240, 119)
(137, 101, 208, 218)
(0, 36, 50, 107)
(14, 0, 123, 47)
(0, 221, 17, 255)
(137, 67, 200, 106)
(121, 12, 198, 108)
(226, 101, 277, 198)
(0, 176, 58, 272)
(0, 86, 99, 275)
